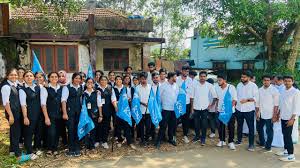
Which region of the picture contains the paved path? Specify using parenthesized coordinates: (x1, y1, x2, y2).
(61, 144, 300, 168)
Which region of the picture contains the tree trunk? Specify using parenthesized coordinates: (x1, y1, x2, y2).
(286, 19, 300, 72)
(266, 26, 273, 61)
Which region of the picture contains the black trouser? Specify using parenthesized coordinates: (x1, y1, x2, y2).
(236, 110, 255, 147)
(24, 119, 42, 154)
(47, 118, 59, 152)
(9, 118, 21, 157)
(218, 113, 235, 143)
(157, 110, 176, 143)
(258, 118, 273, 150)
(66, 115, 80, 153)
(208, 112, 217, 134)
(99, 113, 111, 143)
(138, 114, 152, 143)
(281, 119, 294, 154)
(85, 118, 98, 149)
(180, 104, 191, 136)
(131, 117, 136, 139)
(57, 119, 68, 145)
(194, 109, 208, 141)
(115, 116, 132, 145)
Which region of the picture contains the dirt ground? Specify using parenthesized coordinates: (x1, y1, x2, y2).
(1, 107, 300, 168)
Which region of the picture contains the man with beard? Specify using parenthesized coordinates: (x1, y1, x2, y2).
(276, 75, 300, 162)
(147, 62, 156, 84)
(176, 65, 193, 144)
(191, 71, 217, 145)
(215, 73, 237, 150)
(236, 71, 259, 152)
(156, 72, 179, 149)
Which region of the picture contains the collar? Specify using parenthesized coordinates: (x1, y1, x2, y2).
(24, 83, 36, 88)
(85, 89, 95, 94)
(7, 80, 17, 87)
(114, 84, 123, 89)
(70, 83, 80, 89)
(49, 83, 60, 90)
(99, 85, 108, 90)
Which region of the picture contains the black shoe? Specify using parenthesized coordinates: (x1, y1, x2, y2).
(235, 141, 242, 145)
(155, 142, 161, 149)
(66, 151, 75, 157)
(168, 140, 177, 146)
(192, 137, 200, 143)
(74, 151, 81, 157)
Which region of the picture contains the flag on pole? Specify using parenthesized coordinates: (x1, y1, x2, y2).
(116, 88, 132, 126)
(87, 64, 94, 79)
(78, 98, 95, 140)
(155, 85, 162, 121)
(131, 89, 142, 124)
(148, 88, 161, 128)
(32, 50, 44, 74)
(218, 86, 233, 125)
(174, 81, 187, 118)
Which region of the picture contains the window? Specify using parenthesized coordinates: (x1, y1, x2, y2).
(103, 48, 129, 71)
(31, 45, 78, 73)
(242, 62, 255, 70)
(213, 62, 226, 70)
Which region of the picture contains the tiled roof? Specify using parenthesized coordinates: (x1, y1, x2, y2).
(10, 7, 127, 21)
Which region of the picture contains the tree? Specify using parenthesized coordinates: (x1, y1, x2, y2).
(5, 0, 83, 34)
(192, 0, 300, 71)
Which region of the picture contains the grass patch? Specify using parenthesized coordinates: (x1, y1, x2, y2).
(0, 131, 19, 168)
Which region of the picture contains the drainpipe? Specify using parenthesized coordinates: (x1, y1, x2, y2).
(0, 3, 9, 36)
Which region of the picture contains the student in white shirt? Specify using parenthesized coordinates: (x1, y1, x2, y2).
(191, 71, 217, 145)
(124, 66, 134, 86)
(207, 78, 217, 139)
(83, 78, 103, 150)
(19, 71, 43, 159)
(108, 71, 115, 87)
(256, 75, 279, 152)
(147, 62, 156, 84)
(40, 72, 63, 155)
(1, 68, 21, 157)
(236, 71, 259, 152)
(156, 72, 179, 149)
(215, 73, 237, 150)
(276, 75, 300, 162)
(61, 72, 83, 157)
(176, 65, 193, 144)
(159, 68, 167, 85)
(136, 72, 152, 146)
(111, 76, 136, 150)
(16, 67, 25, 87)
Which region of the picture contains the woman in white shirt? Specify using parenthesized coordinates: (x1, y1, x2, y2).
(1, 68, 21, 157)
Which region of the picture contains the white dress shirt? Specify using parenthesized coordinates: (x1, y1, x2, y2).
(136, 84, 151, 114)
(279, 87, 300, 120)
(61, 83, 81, 102)
(19, 83, 43, 106)
(160, 81, 179, 111)
(147, 72, 153, 84)
(215, 84, 237, 112)
(151, 83, 160, 96)
(84, 90, 102, 107)
(1, 80, 17, 106)
(111, 85, 128, 102)
(192, 81, 217, 111)
(176, 76, 193, 104)
(256, 85, 279, 119)
(236, 81, 259, 112)
(40, 84, 61, 106)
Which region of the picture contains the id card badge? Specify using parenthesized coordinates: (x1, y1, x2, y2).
(101, 98, 105, 105)
(87, 103, 92, 109)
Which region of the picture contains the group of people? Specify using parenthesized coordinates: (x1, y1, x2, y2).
(1, 62, 299, 162)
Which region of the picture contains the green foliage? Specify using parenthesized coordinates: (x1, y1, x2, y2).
(0, 39, 18, 70)
(8, 0, 83, 35)
(151, 48, 190, 61)
(0, 131, 19, 168)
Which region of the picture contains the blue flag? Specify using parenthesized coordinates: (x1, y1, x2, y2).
(148, 88, 161, 128)
(78, 98, 95, 140)
(32, 50, 44, 74)
(131, 89, 142, 124)
(155, 86, 162, 121)
(174, 81, 187, 119)
(87, 64, 94, 79)
(218, 86, 233, 125)
(116, 88, 132, 126)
